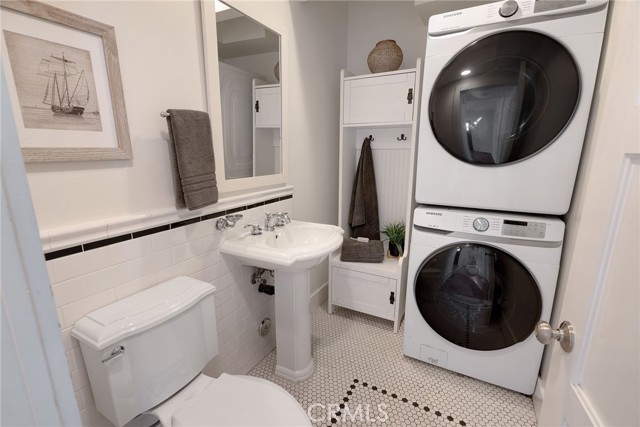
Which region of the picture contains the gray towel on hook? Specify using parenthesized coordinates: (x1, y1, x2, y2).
(348, 137, 380, 240)
(165, 109, 219, 210)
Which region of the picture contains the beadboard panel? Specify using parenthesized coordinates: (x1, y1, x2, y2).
(355, 133, 412, 230)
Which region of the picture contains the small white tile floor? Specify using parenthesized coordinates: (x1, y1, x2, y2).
(249, 304, 537, 427)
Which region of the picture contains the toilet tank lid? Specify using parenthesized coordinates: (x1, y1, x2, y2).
(71, 276, 215, 351)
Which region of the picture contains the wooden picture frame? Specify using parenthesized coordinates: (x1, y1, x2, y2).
(1, 0, 132, 162)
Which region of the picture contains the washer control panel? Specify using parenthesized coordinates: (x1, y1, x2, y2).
(501, 219, 546, 238)
(414, 206, 563, 242)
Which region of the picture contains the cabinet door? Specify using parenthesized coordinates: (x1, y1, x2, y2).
(331, 267, 396, 320)
(255, 86, 281, 128)
(343, 72, 415, 125)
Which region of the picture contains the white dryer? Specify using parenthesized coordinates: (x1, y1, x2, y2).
(415, 0, 608, 215)
(403, 206, 564, 394)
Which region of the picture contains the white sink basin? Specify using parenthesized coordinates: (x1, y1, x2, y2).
(221, 220, 344, 273)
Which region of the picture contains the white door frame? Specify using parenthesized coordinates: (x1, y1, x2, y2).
(1, 67, 80, 425)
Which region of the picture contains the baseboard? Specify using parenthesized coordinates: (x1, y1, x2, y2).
(532, 377, 544, 417)
(310, 282, 328, 311)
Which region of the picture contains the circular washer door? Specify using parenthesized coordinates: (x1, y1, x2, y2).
(414, 243, 542, 351)
(429, 30, 580, 166)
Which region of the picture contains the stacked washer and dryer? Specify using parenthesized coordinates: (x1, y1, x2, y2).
(403, 0, 609, 394)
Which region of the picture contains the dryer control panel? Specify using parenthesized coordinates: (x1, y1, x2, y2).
(414, 206, 564, 242)
(428, 0, 607, 36)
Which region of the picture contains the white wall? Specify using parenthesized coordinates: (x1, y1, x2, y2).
(25, 0, 207, 231)
(346, 1, 427, 76)
(24, 0, 347, 234)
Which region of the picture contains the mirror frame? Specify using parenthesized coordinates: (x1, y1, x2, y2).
(201, 0, 288, 193)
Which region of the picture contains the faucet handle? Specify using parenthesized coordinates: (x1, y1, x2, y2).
(244, 224, 262, 235)
(225, 214, 243, 225)
(277, 212, 291, 223)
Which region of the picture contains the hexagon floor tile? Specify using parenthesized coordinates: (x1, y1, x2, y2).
(249, 304, 537, 427)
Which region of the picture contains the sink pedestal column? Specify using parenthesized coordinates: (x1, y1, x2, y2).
(274, 270, 314, 382)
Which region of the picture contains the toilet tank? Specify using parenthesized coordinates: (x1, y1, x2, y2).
(71, 276, 218, 427)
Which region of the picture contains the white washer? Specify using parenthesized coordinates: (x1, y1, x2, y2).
(415, 0, 608, 215)
(403, 206, 564, 394)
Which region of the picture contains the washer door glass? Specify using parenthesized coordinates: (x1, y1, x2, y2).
(429, 30, 579, 166)
(414, 243, 542, 351)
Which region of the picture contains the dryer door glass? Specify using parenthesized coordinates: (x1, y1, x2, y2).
(414, 243, 542, 351)
(429, 30, 579, 166)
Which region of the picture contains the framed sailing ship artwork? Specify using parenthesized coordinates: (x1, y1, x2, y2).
(0, 0, 132, 162)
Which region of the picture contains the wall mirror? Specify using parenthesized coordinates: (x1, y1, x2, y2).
(202, 0, 287, 193)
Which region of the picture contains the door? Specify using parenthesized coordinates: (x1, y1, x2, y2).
(537, 1, 639, 425)
(429, 30, 580, 166)
(254, 85, 281, 128)
(343, 72, 415, 124)
(1, 68, 81, 425)
(414, 243, 542, 351)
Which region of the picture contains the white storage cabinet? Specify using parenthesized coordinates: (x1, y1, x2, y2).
(329, 62, 421, 333)
(254, 84, 281, 128)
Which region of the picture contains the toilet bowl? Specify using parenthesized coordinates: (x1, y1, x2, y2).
(148, 373, 310, 427)
(71, 276, 311, 427)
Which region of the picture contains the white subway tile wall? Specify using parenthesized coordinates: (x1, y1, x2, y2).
(47, 199, 293, 426)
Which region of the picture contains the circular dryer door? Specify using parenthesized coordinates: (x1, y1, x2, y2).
(414, 243, 542, 351)
(429, 30, 579, 166)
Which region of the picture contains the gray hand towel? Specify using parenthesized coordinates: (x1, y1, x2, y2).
(348, 137, 380, 240)
(340, 238, 384, 263)
(166, 109, 219, 210)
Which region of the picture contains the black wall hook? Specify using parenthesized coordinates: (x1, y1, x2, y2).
(397, 134, 407, 141)
(368, 135, 375, 141)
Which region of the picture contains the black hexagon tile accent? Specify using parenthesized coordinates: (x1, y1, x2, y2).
(248, 304, 537, 426)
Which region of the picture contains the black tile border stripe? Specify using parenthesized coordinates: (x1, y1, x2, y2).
(44, 245, 83, 261)
(169, 217, 201, 229)
(200, 211, 225, 222)
(132, 224, 171, 239)
(44, 195, 293, 261)
(83, 234, 131, 251)
(333, 378, 468, 426)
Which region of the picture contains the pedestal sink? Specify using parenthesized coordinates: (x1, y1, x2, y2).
(220, 220, 343, 382)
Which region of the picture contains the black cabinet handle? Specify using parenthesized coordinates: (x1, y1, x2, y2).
(390, 291, 395, 304)
(255, 100, 260, 112)
(407, 88, 413, 104)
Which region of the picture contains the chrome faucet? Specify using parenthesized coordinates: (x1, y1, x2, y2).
(265, 212, 291, 231)
(244, 224, 263, 235)
(216, 214, 243, 231)
(273, 212, 291, 227)
(264, 212, 276, 231)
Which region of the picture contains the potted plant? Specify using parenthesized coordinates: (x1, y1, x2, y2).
(381, 221, 405, 258)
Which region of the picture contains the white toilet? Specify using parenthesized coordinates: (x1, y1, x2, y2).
(71, 276, 311, 427)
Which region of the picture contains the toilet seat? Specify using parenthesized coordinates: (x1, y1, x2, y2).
(148, 373, 311, 427)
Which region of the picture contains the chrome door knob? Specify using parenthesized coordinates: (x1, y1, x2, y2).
(535, 320, 575, 353)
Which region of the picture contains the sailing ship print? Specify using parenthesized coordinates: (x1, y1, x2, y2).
(38, 52, 90, 116)
(3, 30, 103, 131)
